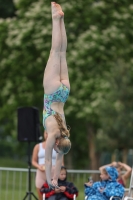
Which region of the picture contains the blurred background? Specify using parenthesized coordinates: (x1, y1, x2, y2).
(0, 0, 133, 170)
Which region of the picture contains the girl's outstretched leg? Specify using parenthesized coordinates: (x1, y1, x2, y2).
(43, 2, 63, 94)
(60, 16, 70, 89)
(50, 2, 63, 52)
(43, 2, 63, 187)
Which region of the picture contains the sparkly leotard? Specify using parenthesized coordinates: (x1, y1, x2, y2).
(43, 84, 70, 129)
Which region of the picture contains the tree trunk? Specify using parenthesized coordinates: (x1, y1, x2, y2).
(86, 123, 99, 181)
(122, 148, 128, 163)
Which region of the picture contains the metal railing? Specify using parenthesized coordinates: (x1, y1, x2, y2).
(0, 167, 130, 200)
(0, 167, 99, 200)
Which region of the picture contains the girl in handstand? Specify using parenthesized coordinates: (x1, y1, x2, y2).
(43, 2, 71, 189)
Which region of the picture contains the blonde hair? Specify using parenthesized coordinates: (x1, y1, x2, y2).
(54, 112, 71, 154)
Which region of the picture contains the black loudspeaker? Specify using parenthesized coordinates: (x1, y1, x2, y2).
(17, 107, 41, 142)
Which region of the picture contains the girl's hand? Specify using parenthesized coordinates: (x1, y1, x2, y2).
(111, 162, 117, 167)
(85, 181, 93, 186)
(38, 165, 45, 172)
(51, 179, 58, 188)
(118, 162, 122, 166)
(55, 188, 61, 193)
(99, 187, 104, 193)
(60, 186, 66, 192)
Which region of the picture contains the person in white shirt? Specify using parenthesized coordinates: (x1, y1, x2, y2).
(32, 131, 64, 200)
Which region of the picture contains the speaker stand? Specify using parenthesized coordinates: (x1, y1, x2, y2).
(22, 141, 38, 200)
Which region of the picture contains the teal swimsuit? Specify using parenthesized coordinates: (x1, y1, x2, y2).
(43, 84, 70, 129)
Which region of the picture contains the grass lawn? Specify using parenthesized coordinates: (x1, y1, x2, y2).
(0, 157, 27, 168)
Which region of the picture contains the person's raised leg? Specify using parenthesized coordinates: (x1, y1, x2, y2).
(43, 2, 64, 94)
(60, 15, 70, 90)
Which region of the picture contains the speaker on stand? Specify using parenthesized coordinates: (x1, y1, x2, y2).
(17, 107, 42, 200)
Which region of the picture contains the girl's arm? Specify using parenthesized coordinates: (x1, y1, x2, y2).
(40, 182, 55, 197)
(64, 182, 78, 198)
(103, 183, 124, 198)
(32, 144, 45, 171)
(84, 184, 96, 197)
(32, 144, 40, 169)
(45, 133, 56, 186)
(99, 162, 118, 171)
(118, 162, 132, 182)
(52, 152, 64, 186)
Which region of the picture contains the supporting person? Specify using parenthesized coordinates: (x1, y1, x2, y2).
(32, 131, 63, 200)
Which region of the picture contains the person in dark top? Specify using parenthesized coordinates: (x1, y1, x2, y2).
(40, 166, 78, 200)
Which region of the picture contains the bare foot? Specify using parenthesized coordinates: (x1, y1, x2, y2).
(51, 2, 64, 19)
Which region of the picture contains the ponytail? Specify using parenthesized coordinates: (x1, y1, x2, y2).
(53, 112, 70, 138)
(53, 112, 71, 154)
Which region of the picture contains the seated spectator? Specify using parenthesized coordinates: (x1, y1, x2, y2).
(99, 161, 132, 187)
(84, 166, 124, 200)
(40, 166, 78, 200)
